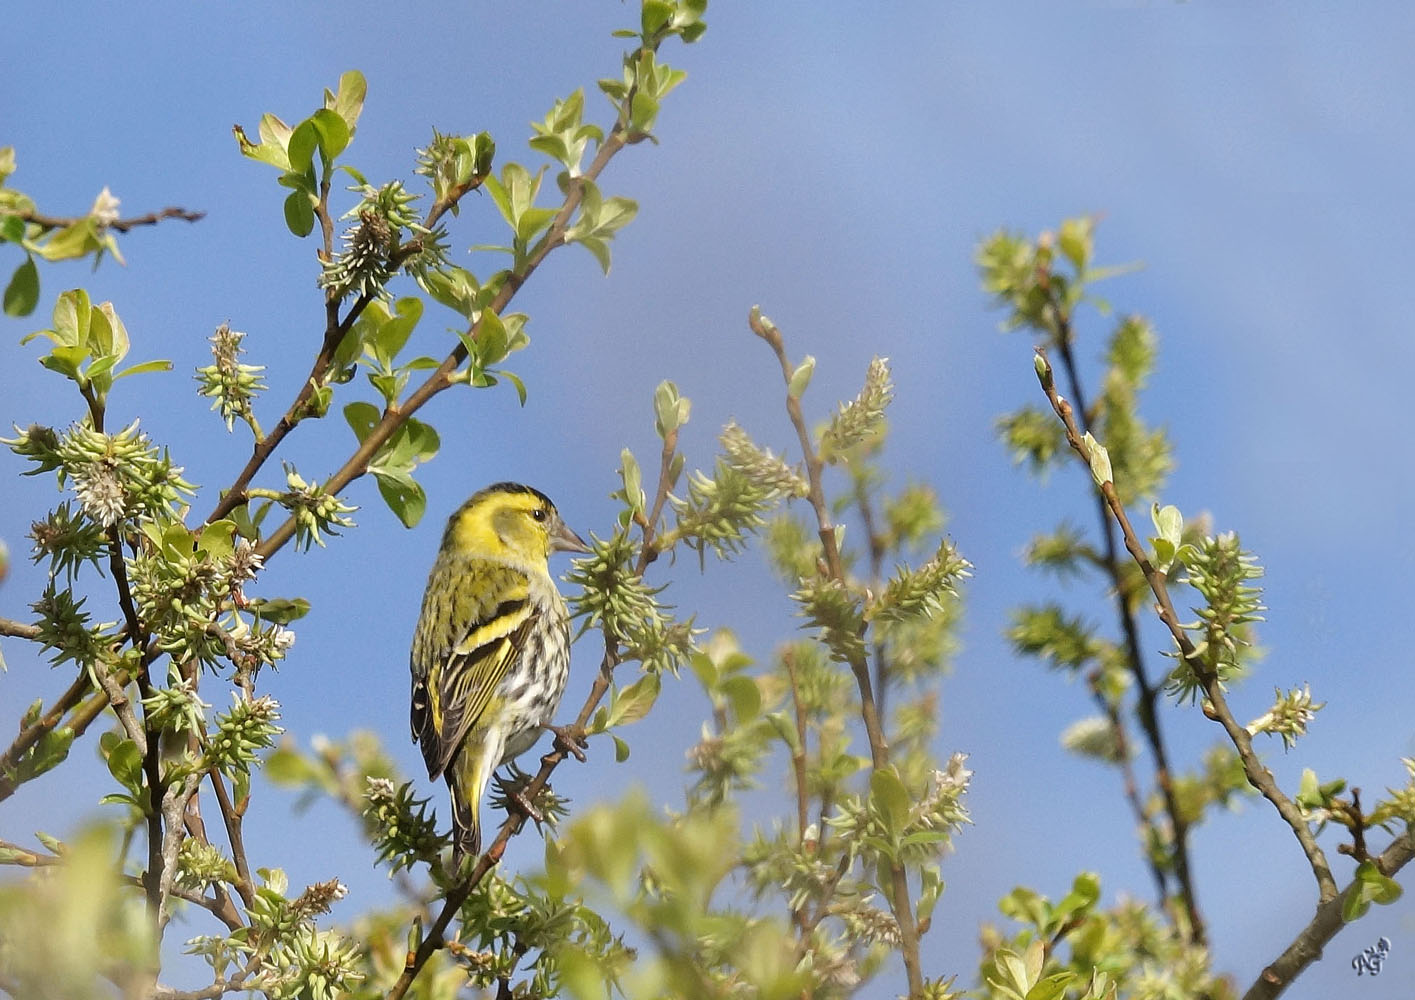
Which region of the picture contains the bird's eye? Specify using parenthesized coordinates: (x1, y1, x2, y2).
(532, 508, 547, 522)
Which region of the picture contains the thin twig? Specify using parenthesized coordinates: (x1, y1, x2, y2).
(209, 770, 256, 909)
(0, 678, 111, 801)
(749, 309, 925, 999)
(1048, 306, 1203, 941)
(1034, 350, 1339, 903)
(250, 125, 629, 562)
(1090, 676, 1168, 910)
(3, 206, 205, 233)
(385, 382, 679, 1000)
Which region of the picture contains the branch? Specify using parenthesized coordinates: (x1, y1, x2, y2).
(749, 309, 924, 999)
(385, 396, 678, 1000)
(209, 770, 256, 909)
(0, 671, 115, 802)
(0, 668, 91, 794)
(1244, 830, 1415, 1000)
(3, 205, 204, 233)
(250, 124, 631, 563)
(0, 616, 41, 640)
(1048, 306, 1203, 942)
(1033, 350, 1339, 903)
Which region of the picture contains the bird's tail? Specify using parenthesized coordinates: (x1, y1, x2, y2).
(446, 766, 482, 870)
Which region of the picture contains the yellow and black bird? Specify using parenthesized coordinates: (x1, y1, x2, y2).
(410, 482, 589, 865)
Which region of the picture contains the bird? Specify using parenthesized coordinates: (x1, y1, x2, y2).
(409, 482, 590, 867)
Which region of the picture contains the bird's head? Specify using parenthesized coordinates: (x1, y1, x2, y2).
(442, 482, 590, 568)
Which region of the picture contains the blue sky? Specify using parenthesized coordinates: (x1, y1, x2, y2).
(3, 3, 1414, 997)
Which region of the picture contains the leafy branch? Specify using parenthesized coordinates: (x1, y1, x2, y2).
(1030, 349, 1415, 998)
(748, 307, 928, 998)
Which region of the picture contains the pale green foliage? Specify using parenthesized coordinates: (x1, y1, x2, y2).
(279, 463, 358, 550)
(996, 405, 1067, 473)
(978, 877, 1232, 1000)
(1167, 532, 1264, 701)
(0, 826, 154, 1000)
(0, 7, 729, 1000)
(196, 322, 267, 434)
(868, 539, 970, 625)
(673, 460, 787, 560)
(362, 777, 446, 875)
(820, 357, 893, 462)
(1097, 316, 1171, 505)
(1246, 685, 1323, 750)
(320, 180, 445, 300)
(720, 421, 808, 499)
(567, 527, 695, 676)
(1, 148, 141, 317)
(8, 418, 194, 528)
(177, 836, 239, 892)
(206, 694, 283, 780)
(1369, 758, 1415, 828)
(1061, 716, 1130, 764)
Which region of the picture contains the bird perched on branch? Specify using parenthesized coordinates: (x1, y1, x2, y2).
(410, 482, 589, 867)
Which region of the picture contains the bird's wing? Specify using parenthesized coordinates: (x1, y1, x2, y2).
(411, 561, 536, 780)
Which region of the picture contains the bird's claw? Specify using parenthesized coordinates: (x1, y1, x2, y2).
(547, 723, 588, 763)
(508, 787, 544, 827)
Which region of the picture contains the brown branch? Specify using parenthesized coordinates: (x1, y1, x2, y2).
(150, 951, 264, 1000)
(0, 679, 112, 801)
(0, 616, 42, 640)
(251, 124, 631, 563)
(749, 309, 925, 999)
(1089, 675, 1169, 910)
(204, 164, 484, 531)
(4, 205, 204, 234)
(1034, 350, 1339, 903)
(385, 386, 679, 1000)
(209, 770, 256, 909)
(1245, 830, 1415, 1000)
(0, 668, 92, 795)
(1047, 306, 1204, 943)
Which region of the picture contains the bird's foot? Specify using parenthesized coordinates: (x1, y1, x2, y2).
(546, 723, 588, 763)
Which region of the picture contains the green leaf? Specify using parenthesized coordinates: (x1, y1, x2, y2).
(326, 70, 367, 132)
(104, 738, 144, 796)
(3, 255, 38, 316)
(474, 306, 509, 366)
(764, 711, 799, 753)
(612, 734, 631, 763)
(371, 468, 426, 529)
(248, 597, 312, 625)
(498, 369, 528, 406)
(719, 674, 761, 723)
(344, 401, 381, 444)
(308, 108, 350, 162)
(287, 120, 319, 174)
(869, 767, 910, 837)
(284, 190, 315, 237)
(788, 355, 815, 398)
(371, 297, 423, 367)
(1083, 432, 1112, 486)
(90, 300, 129, 361)
(0, 214, 26, 243)
(34, 831, 65, 855)
(619, 448, 644, 514)
(114, 359, 174, 380)
(611, 672, 660, 727)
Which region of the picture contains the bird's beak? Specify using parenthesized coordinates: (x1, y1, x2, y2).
(552, 522, 592, 555)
